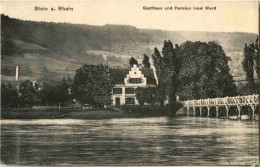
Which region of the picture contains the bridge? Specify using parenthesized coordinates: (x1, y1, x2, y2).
(181, 94, 259, 119)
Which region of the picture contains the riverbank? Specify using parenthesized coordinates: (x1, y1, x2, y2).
(1, 104, 180, 119)
(1, 104, 172, 119)
(1, 109, 170, 119)
(1, 108, 126, 119)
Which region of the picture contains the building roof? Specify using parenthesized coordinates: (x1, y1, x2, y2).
(109, 68, 157, 85)
(110, 69, 129, 84)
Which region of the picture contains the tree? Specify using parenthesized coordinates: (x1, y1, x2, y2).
(152, 40, 236, 104)
(67, 76, 72, 82)
(152, 47, 166, 106)
(136, 87, 157, 106)
(56, 81, 72, 105)
(72, 64, 113, 108)
(1, 83, 6, 90)
(142, 54, 150, 68)
(242, 44, 255, 94)
(177, 41, 237, 100)
(161, 40, 179, 109)
(242, 36, 258, 94)
(20, 80, 40, 109)
(39, 81, 73, 106)
(145, 87, 157, 105)
(39, 84, 56, 106)
(1, 83, 18, 108)
(135, 87, 146, 106)
(62, 77, 67, 83)
(129, 57, 138, 67)
(152, 41, 180, 110)
(254, 37, 259, 78)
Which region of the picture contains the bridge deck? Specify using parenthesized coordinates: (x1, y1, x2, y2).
(180, 94, 259, 119)
(181, 94, 259, 107)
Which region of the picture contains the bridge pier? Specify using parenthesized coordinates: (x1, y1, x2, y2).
(225, 106, 230, 118)
(216, 106, 219, 118)
(193, 107, 196, 116)
(207, 106, 210, 117)
(250, 105, 256, 120)
(237, 106, 241, 119)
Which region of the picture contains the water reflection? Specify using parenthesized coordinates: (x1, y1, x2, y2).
(1, 117, 259, 166)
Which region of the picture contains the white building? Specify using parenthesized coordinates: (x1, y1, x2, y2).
(32, 81, 44, 91)
(110, 64, 157, 106)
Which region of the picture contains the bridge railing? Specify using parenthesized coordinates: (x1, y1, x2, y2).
(181, 94, 259, 107)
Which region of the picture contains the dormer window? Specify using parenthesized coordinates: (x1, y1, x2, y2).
(129, 78, 141, 84)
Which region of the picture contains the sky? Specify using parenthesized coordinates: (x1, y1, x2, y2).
(1, 1, 259, 34)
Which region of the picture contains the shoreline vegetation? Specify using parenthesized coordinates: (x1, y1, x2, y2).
(1, 106, 173, 120)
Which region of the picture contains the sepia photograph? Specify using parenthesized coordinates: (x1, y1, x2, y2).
(0, 1, 259, 166)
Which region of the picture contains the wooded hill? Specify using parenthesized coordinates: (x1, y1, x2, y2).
(1, 14, 257, 82)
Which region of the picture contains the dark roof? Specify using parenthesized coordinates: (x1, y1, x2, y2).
(109, 68, 156, 85)
(110, 69, 129, 84)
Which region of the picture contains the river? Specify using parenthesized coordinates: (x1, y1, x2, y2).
(1, 117, 259, 166)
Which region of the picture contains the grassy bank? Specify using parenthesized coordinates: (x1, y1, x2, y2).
(1, 108, 128, 119)
(1, 105, 179, 119)
(1, 107, 163, 119)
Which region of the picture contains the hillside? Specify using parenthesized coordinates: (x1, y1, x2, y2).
(1, 15, 258, 82)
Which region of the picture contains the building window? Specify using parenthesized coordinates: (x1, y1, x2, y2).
(125, 88, 135, 94)
(125, 98, 135, 104)
(113, 88, 122, 94)
(129, 78, 141, 84)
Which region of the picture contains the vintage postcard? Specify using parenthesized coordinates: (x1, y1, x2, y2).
(0, 0, 259, 166)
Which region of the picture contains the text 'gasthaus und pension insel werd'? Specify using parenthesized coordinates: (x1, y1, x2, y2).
(143, 6, 216, 10)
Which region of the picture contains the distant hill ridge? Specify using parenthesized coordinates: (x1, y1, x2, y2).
(1, 15, 257, 82)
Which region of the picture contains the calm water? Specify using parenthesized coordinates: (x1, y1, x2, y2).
(1, 117, 259, 166)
